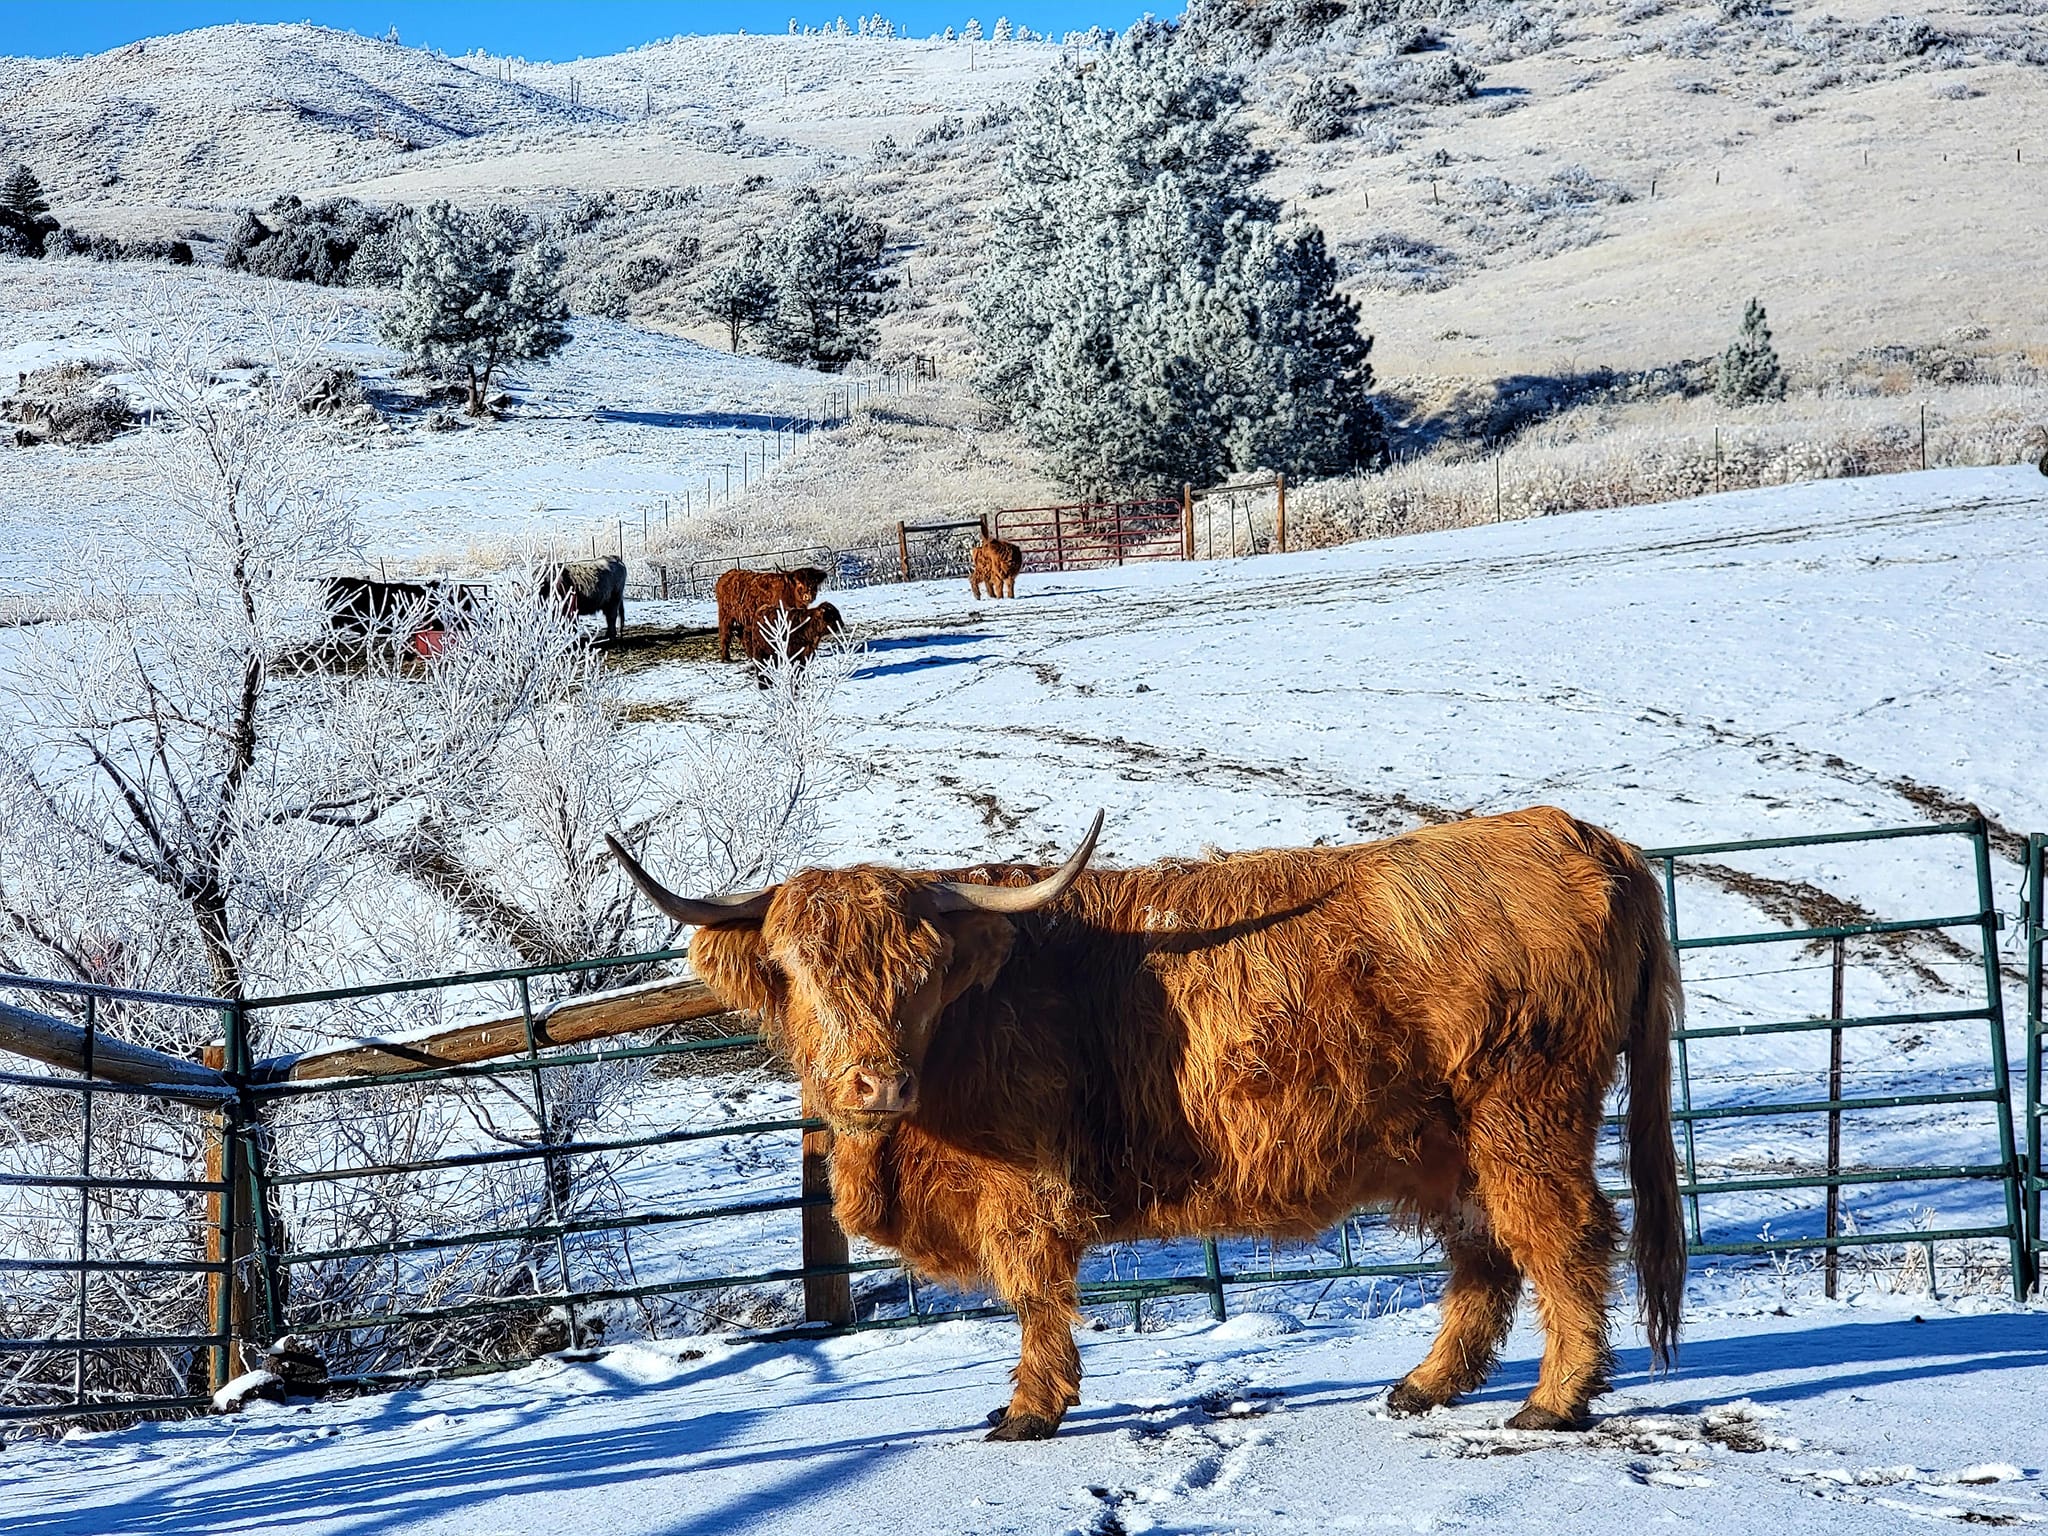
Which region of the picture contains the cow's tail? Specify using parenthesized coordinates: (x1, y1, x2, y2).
(1624, 857, 1686, 1372)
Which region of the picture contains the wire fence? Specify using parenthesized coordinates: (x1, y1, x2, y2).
(0, 820, 2035, 1428)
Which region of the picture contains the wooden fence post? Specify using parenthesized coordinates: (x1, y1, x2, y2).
(1182, 483, 1193, 560)
(1053, 504, 1066, 572)
(896, 521, 911, 581)
(1276, 473, 1287, 553)
(799, 1085, 853, 1326)
(200, 1042, 262, 1393)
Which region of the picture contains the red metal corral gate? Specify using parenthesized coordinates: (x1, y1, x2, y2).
(993, 499, 1186, 572)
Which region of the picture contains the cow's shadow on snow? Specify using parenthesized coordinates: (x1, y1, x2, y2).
(853, 652, 991, 679)
(590, 408, 795, 432)
(862, 632, 993, 653)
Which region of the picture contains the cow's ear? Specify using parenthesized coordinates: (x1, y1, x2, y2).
(689, 924, 784, 1018)
(934, 912, 1016, 1008)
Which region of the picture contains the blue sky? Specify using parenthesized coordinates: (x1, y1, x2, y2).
(0, 1, 1152, 58)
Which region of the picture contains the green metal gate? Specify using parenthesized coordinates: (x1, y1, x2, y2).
(2023, 834, 2046, 1296)
(2, 821, 2036, 1426)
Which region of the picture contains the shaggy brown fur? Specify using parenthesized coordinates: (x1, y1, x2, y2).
(715, 566, 828, 662)
(740, 600, 844, 685)
(649, 808, 1685, 1440)
(969, 537, 1022, 600)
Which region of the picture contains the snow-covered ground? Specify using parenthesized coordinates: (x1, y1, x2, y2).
(6, 468, 2047, 1527)
(0, 260, 840, 578)
(7, 1296, 2044, 1534)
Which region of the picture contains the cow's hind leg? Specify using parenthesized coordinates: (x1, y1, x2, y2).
(1388, 1218, 1521, 1416)
(1468, 1102, 1620, 1430)
(984, 1230, 1083, 1441)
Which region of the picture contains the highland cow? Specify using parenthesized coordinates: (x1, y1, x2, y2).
(608, 807, 1685, 1442)
(969, 536, 1022, 600)
(547, 556, 628, 643)
(715, 566, 828, 663)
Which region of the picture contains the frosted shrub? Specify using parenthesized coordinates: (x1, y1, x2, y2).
(1287, 76, 1359, 140)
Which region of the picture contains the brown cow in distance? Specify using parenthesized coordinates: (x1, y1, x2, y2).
(714, 567, 828, 663)
(740, 600, 844, 685)
(608, 807, 1685, 1441)
(969, 535, 1022, 600)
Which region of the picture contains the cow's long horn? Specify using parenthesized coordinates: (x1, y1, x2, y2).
(926, 811, 1104, 915)
(606, 835, 776, 926)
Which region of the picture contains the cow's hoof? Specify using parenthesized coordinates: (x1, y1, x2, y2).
(985, 1411, 1060, 1442)
(1385, 1379, 1447, 1417)
(1504, 1403, 1587, 1432)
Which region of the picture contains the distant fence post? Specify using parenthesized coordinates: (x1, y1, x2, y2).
(1053, 503, 1066, 571)
(1276, 473, 1287, 553)
(896, 521, 910, 582)
(1182, 483, 1193, 560)
(799, 1086, 853, 1327)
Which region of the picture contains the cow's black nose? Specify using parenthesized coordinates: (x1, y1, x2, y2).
(850, 1069, 914, 1113)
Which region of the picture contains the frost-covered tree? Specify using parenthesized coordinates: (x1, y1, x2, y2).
(963, 17, 984, 38)
(993, 16, 1014, 40)
(943, 24, 957, 39)
(698, 241, 779, 351)
(0, 163, 58, 258)
(1716, 297, 1786, 405)
(763, 192, 890, 370)
(380, 201, 571, 415)
(577, 270, 631, 321)
(971, 20, 1383, 492)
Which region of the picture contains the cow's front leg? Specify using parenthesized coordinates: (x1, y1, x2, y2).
(984, 1231, 1083, 1441)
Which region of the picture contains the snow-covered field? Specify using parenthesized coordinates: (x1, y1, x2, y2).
(0, 261, 841, 577)
(5, 469, 2047, 1527)
(6, 1293, 2043, 1533)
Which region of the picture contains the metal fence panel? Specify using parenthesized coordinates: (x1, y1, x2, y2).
(2, 822, 2036, 1425)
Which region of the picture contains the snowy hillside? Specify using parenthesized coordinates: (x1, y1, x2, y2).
(9, 10, 2044, 378)
(0, 24, 605, 205)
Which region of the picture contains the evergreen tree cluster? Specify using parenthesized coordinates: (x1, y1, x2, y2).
(971, 22, 1385, 493)
(695, 192, 890, 371)
(1716, 297, 1786, 405)
(379, 201, 570, 415)
(225, 195, 408, 288)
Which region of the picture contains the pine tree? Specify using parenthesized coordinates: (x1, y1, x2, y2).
(763, 193, 890, 370)
(963, 17, 984, 39)
(699, 242, 779, 351)
(379, 202, 570, 415)
(0, 164, 58, 259)
(971, 21, 1383, 493)
(1716, 297, 1786, 405)
(993, 16, 1013, 41)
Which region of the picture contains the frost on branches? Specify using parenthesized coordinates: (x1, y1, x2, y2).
(971, 21, 1386, 493)
(379, 201, 571, 416)
(0, 299, 861, 1394)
